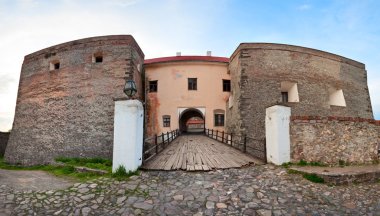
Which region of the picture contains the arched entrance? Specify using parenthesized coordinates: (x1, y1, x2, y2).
(179, 108, 205, 133)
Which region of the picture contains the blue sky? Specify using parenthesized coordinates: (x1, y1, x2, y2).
(0, 0, 379, 131)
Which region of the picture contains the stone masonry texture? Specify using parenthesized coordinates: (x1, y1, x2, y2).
(226, 43, 374, 159)
(5, 35, 144, 165)
(0, 132, 10, 157)
(290, 116, 380, 165)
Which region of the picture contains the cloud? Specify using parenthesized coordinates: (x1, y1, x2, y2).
(297, 4, 311, 11)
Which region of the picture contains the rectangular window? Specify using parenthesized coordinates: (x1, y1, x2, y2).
(214, 114, 225, 126)
(95, 56, 103, 63)
(149, 80, 158, 92)
(281, 92, 288, 103)
(223, 79, 231, 92)
(50, 61, 60, 71)
(163, 115, 170, 127)
(188, 78, 197, 90)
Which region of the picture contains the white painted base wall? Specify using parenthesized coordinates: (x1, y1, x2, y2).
(112, 100, 144, 173)
(265, 105, 291, 165)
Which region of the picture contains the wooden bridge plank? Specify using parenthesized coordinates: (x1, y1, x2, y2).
(142, 134, 260, 171)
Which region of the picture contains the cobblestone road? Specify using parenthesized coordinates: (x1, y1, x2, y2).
(1, 165, 380, 215)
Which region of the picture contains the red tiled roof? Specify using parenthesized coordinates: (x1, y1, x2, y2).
(144, 56, 229, 65)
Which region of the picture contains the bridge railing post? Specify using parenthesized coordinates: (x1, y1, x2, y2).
(244, 135, 247, 153)
(230, 133, 233, 147)
(222, 131, 224, 143)
(155, 134, 158, 154)
(211, 129, 214, 140)
(161, 132, 165, 148)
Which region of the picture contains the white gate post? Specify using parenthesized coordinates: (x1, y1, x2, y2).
(265, 105, 291, 165)
(112, 99, 144, 172)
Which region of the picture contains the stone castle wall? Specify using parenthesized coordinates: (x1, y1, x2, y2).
(227, 43, 374, 159)
(290, 116, 380, 165)
(0, 132, 10, 157)
(5, 35, 144, 165)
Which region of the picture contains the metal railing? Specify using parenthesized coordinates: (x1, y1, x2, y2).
(142, 129, 180, 164)
(204, 128, 267, 163)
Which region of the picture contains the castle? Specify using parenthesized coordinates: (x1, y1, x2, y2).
(5, 35, 379, 166)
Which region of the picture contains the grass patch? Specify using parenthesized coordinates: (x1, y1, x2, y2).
(282, 160, 326, 168)
(0, 157, 138, 181)
(55, 157, 112, 172)
(302, 173, 325, 183)
(112, 165, 139, 181)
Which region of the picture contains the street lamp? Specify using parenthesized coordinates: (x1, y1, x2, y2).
(124, 79, 137, 98)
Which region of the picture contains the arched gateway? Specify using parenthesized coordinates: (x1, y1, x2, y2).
(178, 108, 205, 133)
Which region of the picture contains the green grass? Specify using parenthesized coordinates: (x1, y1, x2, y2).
(282, 160, 327, 168)
(287, 168, 325, 183)
(55, 157, 112, 172)
(0, 157, 138, 181)
(112, 165, 140, 181)
(302, 173, 325, 183)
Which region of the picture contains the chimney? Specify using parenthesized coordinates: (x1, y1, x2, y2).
(206, 51, 212, 56)
(176, 52, 181, 56)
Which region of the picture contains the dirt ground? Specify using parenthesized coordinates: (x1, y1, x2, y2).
(0, 169, 74, 191)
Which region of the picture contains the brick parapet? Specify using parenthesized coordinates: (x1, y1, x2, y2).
(24, 35, 144, 62)
(230, 43, 365, 69)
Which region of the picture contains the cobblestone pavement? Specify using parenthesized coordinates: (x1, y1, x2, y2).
(1, 165, 380, 215)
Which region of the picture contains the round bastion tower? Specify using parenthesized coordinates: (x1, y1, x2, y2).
(5, 35, 144, 165)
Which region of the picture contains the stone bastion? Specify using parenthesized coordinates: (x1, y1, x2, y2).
(5, 35, 144, 165)
(226, 43, 374, 159)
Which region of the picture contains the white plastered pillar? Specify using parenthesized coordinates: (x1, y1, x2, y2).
(112, 99, 144, 172)
(265, 105, 291, 165)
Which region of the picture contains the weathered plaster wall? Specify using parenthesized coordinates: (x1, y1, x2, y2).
(145, 60, 230, 136)
(227, 43, 374, 159)
(0, 132, 10, 157)
(290, 116, 380, 165)
(5, 35, 144, 165)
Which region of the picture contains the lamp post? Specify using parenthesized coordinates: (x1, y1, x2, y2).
(123, 79, 137, 98)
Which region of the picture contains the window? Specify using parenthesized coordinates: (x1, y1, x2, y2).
(214, 114, 225, 126)
(149, 80, 157, 92)
(95, 56, 103, 63)
(329, 88, 346, 107)
(280, 81, 299, 103)
(92, 52, 103, 63)
(223, 79, 231, 92)
(188, 78, 197, 90)
(214, 109, 225, 127)
(163, 115, 170, 127)
(49, 60, 60, 71)
(281, 92, 288, 103)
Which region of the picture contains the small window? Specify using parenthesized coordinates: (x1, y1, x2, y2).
(281, 92, 288, 103)
(95, 56, 103, 63)
(149, 80, 158, 92)
(188, 78, 197, 90)
(92, 52, 103, 63)
(329, 88, 346, 107)
(223, 79, 231, 92)
(214, 114, 225, 126)
(280, 81, 299, 103)
(50, 61, 60, 71)
(163, 115, 170, 127)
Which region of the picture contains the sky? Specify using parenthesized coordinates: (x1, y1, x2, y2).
(0, 0, 379, 131)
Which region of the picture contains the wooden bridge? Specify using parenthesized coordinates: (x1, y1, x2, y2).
(142, 135, 263, 171)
